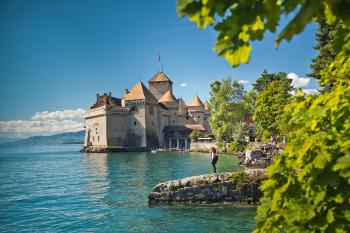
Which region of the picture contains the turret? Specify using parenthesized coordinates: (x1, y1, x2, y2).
(148, 71, 173, 100)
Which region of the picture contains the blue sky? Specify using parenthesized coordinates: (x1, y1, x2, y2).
(0, 0, 318, 138)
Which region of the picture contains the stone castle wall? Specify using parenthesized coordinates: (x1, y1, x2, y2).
(84, 107, 108, 147)
(145, 101, 160, 148)
(126, 102, 147, 147)
(106, 108, 128, 147)
(190, 141, 217, 153)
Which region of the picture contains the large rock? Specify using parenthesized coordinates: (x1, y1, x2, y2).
(244, 149, 264, 163)
(241, 143, 284, 168)
(148, 170, 266, 204)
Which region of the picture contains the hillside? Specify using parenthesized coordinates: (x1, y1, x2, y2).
(2, 131, 85, 145)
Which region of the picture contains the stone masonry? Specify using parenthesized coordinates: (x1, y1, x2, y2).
(148, 169, 266, 204)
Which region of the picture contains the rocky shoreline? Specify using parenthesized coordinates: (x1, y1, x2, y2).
(81, 146, 149, 153)
(148, 169, 266, 205)
(236, 142, 283, 168)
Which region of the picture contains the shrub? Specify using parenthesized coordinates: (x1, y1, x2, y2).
(227, 141, 247, 154)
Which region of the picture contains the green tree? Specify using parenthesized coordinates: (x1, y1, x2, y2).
(308, 20, 339, 91)
(242, 90, 257, 116)
(252, 70, 291, 93)
(308, 21, 338, 81)
(209, 78, 246, 141)
(255, 82, 350, 233)
(189, 130, 204, 140)
(253, 80, 292, 140)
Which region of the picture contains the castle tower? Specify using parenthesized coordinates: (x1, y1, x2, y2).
(203, 101, 211, 132)
(178, 98, 188, 115)
(158, 89, 179, 125)
(148, 71, 173, 100)
(84, 93, 128, 149)
(123, 81, 160, 148)
(187, 96, 206, 126)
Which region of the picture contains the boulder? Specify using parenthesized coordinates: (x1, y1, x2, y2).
(148, 170, 266, 204)
(241, 143, 283, 168)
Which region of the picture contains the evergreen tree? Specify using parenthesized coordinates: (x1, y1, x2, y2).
(308, 20, 338, 90)
(252, 70, 291, 93)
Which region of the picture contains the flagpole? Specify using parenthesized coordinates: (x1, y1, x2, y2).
(158, 53, 160, 72)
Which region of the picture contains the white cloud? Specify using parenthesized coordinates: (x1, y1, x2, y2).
(0, 108, 85, 138)
(238, 80, 249, 85)
(289, 88, 319, 96)
(303, 88, 319, 95)
(31, 108, 85, 121)
(180, 83, 187, 87)
(287, 73, 310, 88)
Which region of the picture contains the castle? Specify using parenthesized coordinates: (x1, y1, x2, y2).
(83, 71, 211, 151)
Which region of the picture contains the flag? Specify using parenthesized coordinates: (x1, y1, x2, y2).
(158, 53, 161, 63)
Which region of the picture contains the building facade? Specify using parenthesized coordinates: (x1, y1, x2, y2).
(83, 71, 211, 150)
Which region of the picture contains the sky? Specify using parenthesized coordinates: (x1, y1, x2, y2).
(0, 0, 319, 140)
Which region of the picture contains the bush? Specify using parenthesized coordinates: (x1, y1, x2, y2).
(189, 130, 204, 140)
(227, 141, 247, 154)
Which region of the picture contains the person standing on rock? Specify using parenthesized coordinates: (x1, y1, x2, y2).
(211, 147, 218, 173)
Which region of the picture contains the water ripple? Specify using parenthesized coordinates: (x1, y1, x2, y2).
(0, 145, 255, 232)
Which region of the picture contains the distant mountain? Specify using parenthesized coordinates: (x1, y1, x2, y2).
(2, 131, 85, 146)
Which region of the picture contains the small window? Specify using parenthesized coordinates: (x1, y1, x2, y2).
(92, 136, 94, 142)
(98, 136, 100, 141)
(96, 132, 98, 134)
(149, 105, 154, 115)
(152, 121, 154, 126)
(198, 116, 201, 118)
(134, 121, 137, 125)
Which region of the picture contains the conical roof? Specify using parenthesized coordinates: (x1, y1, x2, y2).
(148, 71, 173, 84)
(188, 96, 204, 107)
(178, 98, 187, 115)
(123, 82, 156, 101)
(158, 89, 177, 103)
(179, 98, 187, 108)
(204, 101, 210, 110)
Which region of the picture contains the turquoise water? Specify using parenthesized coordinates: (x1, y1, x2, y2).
(0, 144, 256, 232)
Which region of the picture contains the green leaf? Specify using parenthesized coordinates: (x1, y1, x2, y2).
(327, 208, 335, 223)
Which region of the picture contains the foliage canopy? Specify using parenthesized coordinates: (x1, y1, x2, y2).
(254, 82, 350, 233)
(209, 78, 246, 141)
(253, 79, 292, 140)
(177, 0, 350, 67)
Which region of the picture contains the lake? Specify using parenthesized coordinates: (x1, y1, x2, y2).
(0, 144, 256, 232)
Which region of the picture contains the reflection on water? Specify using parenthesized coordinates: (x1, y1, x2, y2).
(0, 145, 255, 232)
